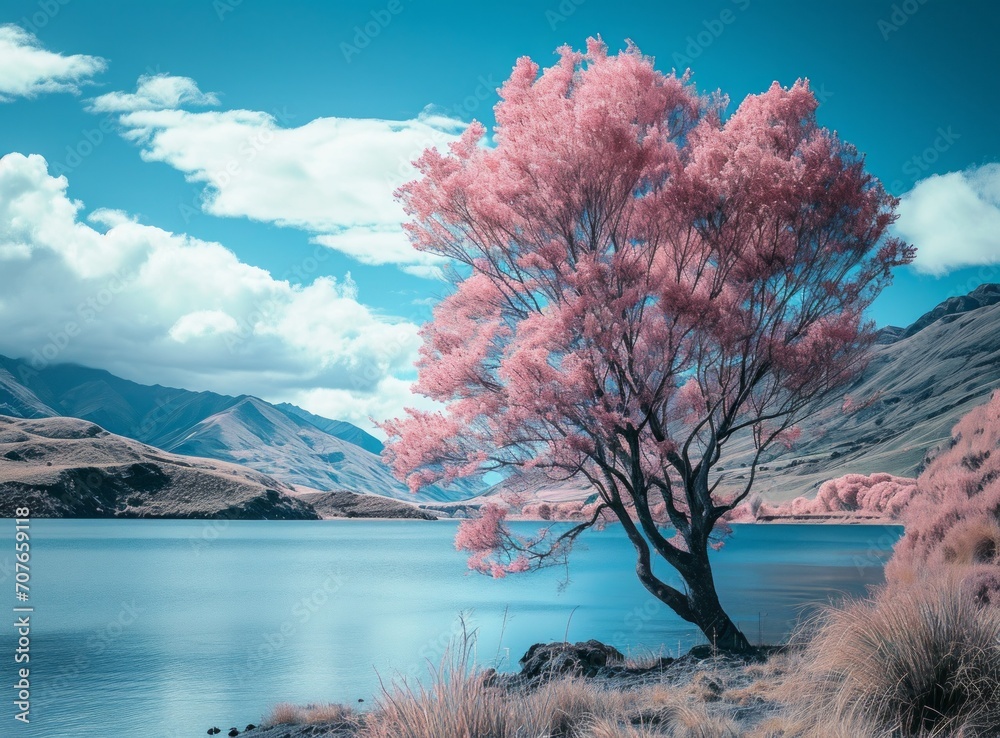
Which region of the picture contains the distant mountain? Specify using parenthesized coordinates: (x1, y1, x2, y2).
(0, 415, 318, 519)
(0, 356, 477, 502)
(275, 402, 383, 455)
(724, 293, 1000, 501)
(893, 283, 1000, 341)
(0, 366, 56, 418)
(166, 395, 462, 501)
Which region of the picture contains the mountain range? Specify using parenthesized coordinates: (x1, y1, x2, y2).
(0, 356, 472, 502)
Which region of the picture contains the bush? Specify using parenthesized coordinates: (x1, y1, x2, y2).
(790, 579, 1000, 736)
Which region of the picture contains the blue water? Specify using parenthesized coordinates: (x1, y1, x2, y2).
(0, 519, 901, 738)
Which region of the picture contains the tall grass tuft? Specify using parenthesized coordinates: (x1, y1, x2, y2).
(361, 624, 552, 738)
(790, 579, 1000, 736)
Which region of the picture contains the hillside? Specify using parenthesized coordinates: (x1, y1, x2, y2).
(741, 294, 1000, 501)
(293, 489, 438, 520)
(0, 357, 477, 502)
(0, 415, 319, 519)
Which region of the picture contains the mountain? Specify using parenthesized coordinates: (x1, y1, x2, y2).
(7, 284, 996, 511)
(0, 415, 318, 519)
(482, 285, 1000, 506)
(0, 366, 56, 418)
(0, 356, 477, 502)
(275, 402, 383, 454)
(725, 292, 1000, 502)
(898, 283, 1000, 340)
(166, 395, 461, 501)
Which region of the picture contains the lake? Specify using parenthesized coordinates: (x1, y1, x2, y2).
(0, 519, 901, 737)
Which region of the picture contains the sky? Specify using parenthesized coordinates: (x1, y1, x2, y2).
(0, 0, 997, 431)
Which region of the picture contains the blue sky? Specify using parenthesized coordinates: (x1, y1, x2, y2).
(0, 0, 998, 428)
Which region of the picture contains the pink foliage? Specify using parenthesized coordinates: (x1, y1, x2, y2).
(885, 391, 1000, 604)
(380, 38, 912, 594)
(454, 503, 544, 578)
(454, 502, 506, 553)
(766, 472, 918, 520)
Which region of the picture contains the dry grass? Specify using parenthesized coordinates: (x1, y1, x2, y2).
(361, 630, 553, 738)
(263, 701, 357, 728)
(787, 578, 1000, 737)
(353, 628, 755, 738)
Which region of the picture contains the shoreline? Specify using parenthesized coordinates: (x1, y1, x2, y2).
(0, 514, 905, 525)
(221, 643, 794, 738)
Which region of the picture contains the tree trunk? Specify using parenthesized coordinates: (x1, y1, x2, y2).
(680, 548, 753, 654)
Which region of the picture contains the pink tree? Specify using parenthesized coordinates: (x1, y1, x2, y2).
(381, 39, 913, 652)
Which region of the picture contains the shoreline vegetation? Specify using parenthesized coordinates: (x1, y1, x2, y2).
(225, 578, 1000, 738)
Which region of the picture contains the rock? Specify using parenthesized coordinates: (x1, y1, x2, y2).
(687, 644, 717, 660)
(634, 656, 675, 674)
(229, 729, 240, 737)
(245, 726, 256, 732)
(693, 672, 724, 701)
(481, 667, 499, 688)
(519, 639, 625, 680)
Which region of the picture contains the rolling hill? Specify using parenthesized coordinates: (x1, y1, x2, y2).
(0, 357, 476, 502)
(0, 415, 318, 519)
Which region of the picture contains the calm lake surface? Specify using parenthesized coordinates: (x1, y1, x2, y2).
(0, 519, 901, 738)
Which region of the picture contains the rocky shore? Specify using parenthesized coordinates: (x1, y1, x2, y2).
(212, 641, 792, 738)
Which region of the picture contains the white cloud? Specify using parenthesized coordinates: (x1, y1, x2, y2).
(94, 77, 466, 274)
(0, 152, 422, 429)
(0, 25, 105, 101)
(285, 376, 441, 439)
(897, 163, 1000, 276)
(87, 73, 220, 113)
(168, 310, 239, 342)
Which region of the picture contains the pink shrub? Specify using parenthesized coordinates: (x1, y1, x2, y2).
(764, 472, 918, 520)
(884, 391, 1000, 603)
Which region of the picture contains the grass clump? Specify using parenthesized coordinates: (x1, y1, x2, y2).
(789, 579, 1000, 736)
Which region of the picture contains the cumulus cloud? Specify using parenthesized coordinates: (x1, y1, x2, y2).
(93, 76, 467, 274)
(0, 152, 422, 429)
(284, 376, 444, 439)
(0, 24, 106, 101)
(897, 164, 1000, 276)
(87, 73, 220, 113)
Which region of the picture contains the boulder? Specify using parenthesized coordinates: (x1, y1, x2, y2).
(518, 639, 626, 679)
